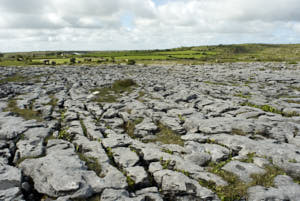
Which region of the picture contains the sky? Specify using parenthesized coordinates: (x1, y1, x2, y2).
(0, 0, 300, 52)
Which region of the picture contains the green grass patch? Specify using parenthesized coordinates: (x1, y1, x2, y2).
(206, 157, 287, 201)
(4, 99, 43, 122)
(241, 102, 299, 117)
(250, 165, 286, 187)
(0, 60, 27, 67)
(2, 44, 300, 66)
(285, 100, 300, 104)
(161, 148, 174, 155)
(91, 79, 138, 103)
(0, 73, 43, 84)
(0, 74, 28, 84)
(239, 153, 257, 163)
(234, 93, 251, 99)
(204, 81, 228, 86)
(288, 61, 298, 64)
(80, 119, 88, 137)
(291, 86, 300, 91)
(144, 122, 184, 146)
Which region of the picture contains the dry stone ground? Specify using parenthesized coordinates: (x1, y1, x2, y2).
(1, 62, 300, 201)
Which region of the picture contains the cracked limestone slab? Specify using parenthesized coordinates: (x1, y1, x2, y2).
(222, 160, 266, 183)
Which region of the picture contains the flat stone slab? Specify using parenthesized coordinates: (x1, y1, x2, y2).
(112, 147, 139, 168)
(248, 175, 300, 201)
(19, 140, 105, 198)
(0, 163, 23, 201)
(222, 160, 266, 183)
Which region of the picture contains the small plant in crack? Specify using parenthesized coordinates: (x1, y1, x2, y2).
(161, 148, 174, 155)
(178, 114, 185, 123)
(78, 153, 103, 177)
(126, 174, 136, 191)
(240, 102, 299, 117)
(160, 157, 174, 170)
(80, 119, 88, 137)
(231, 128, 248, 136)
(123, 117, 144, 139)
(58, 127, 74, 142)
(239, 152, 257, 163)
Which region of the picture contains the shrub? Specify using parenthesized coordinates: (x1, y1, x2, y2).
(70, 58, 76, 64)
(127, 59, 136, 65)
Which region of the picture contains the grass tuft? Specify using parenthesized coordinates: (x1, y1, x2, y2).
(91, 79, 137, 103)
(234, 93, 251, 99)
(144, 122, 184, 146)
(239, 153, 257, 163)
(0, 74, 27, 84)
(241, 102, 299, 117)
(57, 127, 74, 142)
(4, 99, 43, 122)
(250, 165, 286, 187)
(80, 119, 88, 137)
(123, 117, 144, 138)
(205, 155, 287, 201)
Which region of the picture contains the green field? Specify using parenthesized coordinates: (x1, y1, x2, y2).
(0, 44, 300, 66)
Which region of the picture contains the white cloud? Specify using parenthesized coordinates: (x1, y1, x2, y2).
(0, 0, 299, 52)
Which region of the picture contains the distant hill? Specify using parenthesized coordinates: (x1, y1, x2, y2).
(1, 44, 299, 66)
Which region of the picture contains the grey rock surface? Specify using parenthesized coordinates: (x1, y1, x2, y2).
(1, 63, 300, 200)
(19, 140, 104, 198)
(222, 160, 266, 183)
(248, 175, 300, 201)
(153, 169, 219, 200)
(112, 147, 139, 168)
(0, 163, 24, 201)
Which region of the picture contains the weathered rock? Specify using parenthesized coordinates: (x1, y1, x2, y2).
(182, 113, 205, 133)
(2, 62, 300, 200)
(64, 111, 79, 122)
(102, 133, 133, 148)
(112, 147, 139, 168)
(0, 114, 36, 140)
(247, 175, 300, 201)
(197, 117, 233, 134)
(0, 163, 24, 201)
(222, 161, 266, 183)
(19, 140, 104, 198)
(100, 189, 131, 201)
(200, 143, 230, 162)
(103, 108, 118, 119)
(184, 152, 211, 166)
(125, 166, 150, 187)
(160, 116, 186, 134)
(153, 169, 219, 200)
(134, 118, 157, 138)
(100, 163, 128, 189)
